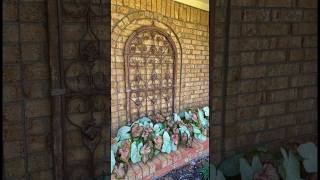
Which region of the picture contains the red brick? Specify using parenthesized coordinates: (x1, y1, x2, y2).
(138, 162, 150, 178)
(157, 154, 168, 167)
(154, 166, 173, 178)
(162, 153, 173, 165)
(152, 157, 162, 170)
(146, 160, 155, 175)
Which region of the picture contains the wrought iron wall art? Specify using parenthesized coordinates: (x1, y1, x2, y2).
(124, 26, 177, 123)
(48, 0, 110, 179)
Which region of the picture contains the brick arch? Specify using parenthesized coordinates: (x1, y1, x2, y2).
(111, 11, 184, 132)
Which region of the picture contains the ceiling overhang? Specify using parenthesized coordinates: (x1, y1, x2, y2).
(174, 0, 209, 11)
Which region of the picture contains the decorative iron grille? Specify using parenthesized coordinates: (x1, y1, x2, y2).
(47, 0, 110, 179)
(124, 26, 177, 123)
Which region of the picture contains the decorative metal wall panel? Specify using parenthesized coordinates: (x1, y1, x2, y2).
(124, 26, 177, 123)
(47, 0, 110, 179)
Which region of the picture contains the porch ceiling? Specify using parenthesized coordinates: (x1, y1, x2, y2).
(174, 0, 209, 11)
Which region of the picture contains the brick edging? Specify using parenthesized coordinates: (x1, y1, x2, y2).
(111, 139, 209, 180)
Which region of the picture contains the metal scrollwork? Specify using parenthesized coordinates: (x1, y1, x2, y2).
(125, 26, 177, 123)
(61, 0, 108, 178)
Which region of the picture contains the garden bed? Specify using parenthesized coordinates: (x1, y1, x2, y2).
(111, 139, 209, 180)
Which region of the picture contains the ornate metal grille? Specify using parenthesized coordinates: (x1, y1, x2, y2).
(47, 0, 110, 179)
(124, 26, 177, 122)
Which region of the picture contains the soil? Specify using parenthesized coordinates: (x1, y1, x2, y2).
(154, 155, 209, 180)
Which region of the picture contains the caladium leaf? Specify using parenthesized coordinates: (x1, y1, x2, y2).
(210, 163, 226, 180)
(117, 126, 131, 141)
(184, 111, 192, 120)
(130, 141, 143, 163)
(138, 117, 152, 128)
(218, 153, 244, 177)
(239, 155, 263, 180)
(194, 133, 207, 142)
(154, 149, 160, 156)
(254, 163, 280, 180)
(111, 140, 123, 153)
(171, 141, 177, 152)
(192, 125, 202, 134)
(240, 158, 254, 180)
(161, 131, 172, 153)
(153, 123, 164, 136)
(203, 106, 209, 117)
(179, 110, 186, 119)
(111, 150, 116, 173)
(192, 124, 206, 141)
(197, 109, 208, 127)
(179, 125, 190, 137)
(251, 155, 263, 173)
(280, 148, 300, 180)
(173, 113, 181, 122)
(297, 142, 318, 173)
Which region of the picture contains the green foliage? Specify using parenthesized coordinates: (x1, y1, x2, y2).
(161, 131, 172, 153)
(137, 117, 153, 128)
(192, 124, 206, 142)
(116, 126, 131, 141)
(202, 106, 209, 117)
(130, 141, 143, 163)
(280, 148, 301, 180)
(111, 150, 116, 173)
(218, 153, 244, 177)
(198, 162, 209, 180)
(153, 123, 164, 136)
(297, 142, 318, 173)
(239, 156, 262, 180)
(210, 163, 226, 180)
(173, 113, 181, 122)
(184, 111, 192, 120)
(197, 108, 209, 128)
(179, 125, 190, 137)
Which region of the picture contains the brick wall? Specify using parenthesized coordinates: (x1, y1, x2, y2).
(111, 0, 210, 134)
(3, 0, 53, 179)
(2, 0, 318, 179)
(212, 0, 318, 158)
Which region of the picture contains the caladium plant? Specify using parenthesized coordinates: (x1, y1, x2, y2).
(161, 131, 172, 153)
(131, 123, 143, 139)
(118, 140, 131, 164)
(202, 106, 209, 117)
(191, 113, 198, 121)
(140, 141, 153, 163)
(297, 142, 318, 173)
(210, 163, 226, 180)
(130, 140, 143, 163)
(116, 125, 131, 141)
(154, 135, 163, 150)
(279, 148, 301, 180)
(239, 155, 263, 180)
(141, 126, 153, 141)
(253, 163, 280, 180)
(114, 162, 127, 179)
(110, 106, 210, 176)
(152, 113, 165, 123)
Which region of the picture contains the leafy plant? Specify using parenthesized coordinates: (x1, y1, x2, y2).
(161, 131, 172, 153)
(239, 156, 262, 180)
(198, 162, 209, 180)
(297, 142, 318, 173)
(218, 153, 244, 177)
(130, 140, 143, 163)
(210, 163, 226, 180)
(279, 148, 301, 180)
(116, 126, 131, 141)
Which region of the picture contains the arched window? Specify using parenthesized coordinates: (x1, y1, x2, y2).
(124, 26, 177, 122)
